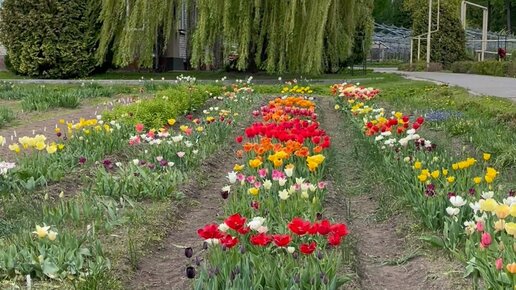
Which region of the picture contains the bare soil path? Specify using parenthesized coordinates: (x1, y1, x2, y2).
(318, 97, 470, 290)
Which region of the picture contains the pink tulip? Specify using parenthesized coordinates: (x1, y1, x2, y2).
(480, 232, 492, 248)
(496, 258, 503, 270)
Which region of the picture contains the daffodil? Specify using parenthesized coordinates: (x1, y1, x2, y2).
(33, 224, 51, 238)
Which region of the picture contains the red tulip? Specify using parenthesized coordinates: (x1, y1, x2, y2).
(272, 234, 292, 247)
(416, 117, 424, 124)
(308, 223, 319, 235)
(288, 218, 311, 235)
(135, 123, 144, 133)
(224, 213, 246, 231)
(250, 233, 271, 246)
(237, 226, 251, 235)
(330, 223, 348, 237)
(317, 220, 332, 235)
(299, 242, 317, 255)
(198, 224, 225, 240)
(327, 233, 342, 246)
(235, 136, 243, 143)
(412, 122, 420, 130)
(221, 235, 239, 249)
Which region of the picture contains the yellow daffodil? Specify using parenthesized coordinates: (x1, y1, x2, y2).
(442, 169, 448, 176)
(33, 224, 50, 238)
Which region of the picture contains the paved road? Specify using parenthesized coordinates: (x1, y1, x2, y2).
(374, 68, 516, 101)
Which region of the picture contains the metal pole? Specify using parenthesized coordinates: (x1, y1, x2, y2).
(417, 37, 421, 61)
(410, 38, 414, 65)
(426, 0, 432, 69)
(482, 9, 488, 61)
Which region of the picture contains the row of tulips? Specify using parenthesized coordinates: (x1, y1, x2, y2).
(192, 93, 350, 289)
(333, 83, 516, 289)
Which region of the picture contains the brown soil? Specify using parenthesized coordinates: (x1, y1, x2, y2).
(318, 97, 470, 290)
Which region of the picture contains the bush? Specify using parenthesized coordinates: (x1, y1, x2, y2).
(0, 0, 100, 78)
(105, 85, 223, 129)
(449, 60, 515, 78)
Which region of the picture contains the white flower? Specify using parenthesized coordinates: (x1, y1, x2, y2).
(205, 238, 220, 245)
(218, 223, 229, 232)
(222, 185, 231, 193)
(227, 171, 237, 184)
(446, 207, 460, 216)
(279, 189, 290, 200)
(278, 178, 287, 186)
(504, 196, 516, 206)
(309, 184, 317, 192)
(263, 179, 272, 190)
(248, 217, 265, 230)
(185, 141, 193, 148)
(301, 191, 309, 199)
(449, 196, 466, 207)
(156, 156, 163, 162)
(257, 226, 268, 233)
(171, 135, 183, 143)
(481, 191, 494, 199)
(287, 246, 295, 253)
(295, 177, 305, 185)
(406, 129, 416, 135)
(464, 221, 476, 235)
(193, 150, 199, 154)
(375, 135, 384, 142)
(403, 157, 410, 163)
(469, 202, 481, 214)
(398, 137, 409, 147)
(381, 131, 392, 137)
(177, 152, 186, 158)
(285, 167, 294, 177)
(300, 183, 310, 191)
(168, 162, 175, 167)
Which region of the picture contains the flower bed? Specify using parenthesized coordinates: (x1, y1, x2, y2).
(333, 82, 516, 289)
(191, 92, 350, 289)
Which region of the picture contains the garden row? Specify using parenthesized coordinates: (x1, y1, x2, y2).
(192, 93, 350, 289)
(0, 79, 258, 288)
(333, 83, 516, 289)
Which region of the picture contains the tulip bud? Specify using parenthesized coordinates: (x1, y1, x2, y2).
(195, 256, 202, 266)
(316, 212, 323, 220)
(220, 190, 229, 199)
(317, 251, 324, 260)
(184, 247, 193, 258)
(203, 242, 208, 250)
(240, 244, 246, 254)
(186, 266, 196, 279)
(292, 252, 299, 260)
(496, 258, 503, 270)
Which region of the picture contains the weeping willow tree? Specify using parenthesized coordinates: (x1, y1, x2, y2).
(97, 0, 183, 67)
(190, 0, 358, 75)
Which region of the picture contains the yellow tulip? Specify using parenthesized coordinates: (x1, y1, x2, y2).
(447, 176, 455, 183)
(233, 164, 244, 171)
(35, 142, 46, 151)
(431, 170, 440, 179)
(417, 174, 428, 182)
(248, 188, 259, 196)
(483, 153, 491, 161)
(495, 204, 510, 219)
(480, 198, 498, 212)
(442, 169, 448, 176)
(506, 263, 516, 274)
(46, 144, 57, 154)
(8, 143, 20, 154)
(494, 219, 506, 232)
(473, 177, 482, 184)
(57, 144, 65, 150)
(59, 119, 65, 124)
(47, 230, 58, 241)
(168, 118, 176, 126)
(506, 223, 516, 236)
(510, 204, 516, 217)
(249, 158, 263, 168)
(196, 126, 204, 132)
(33, 225, 50, 238)
(414, 161, 422, 169)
